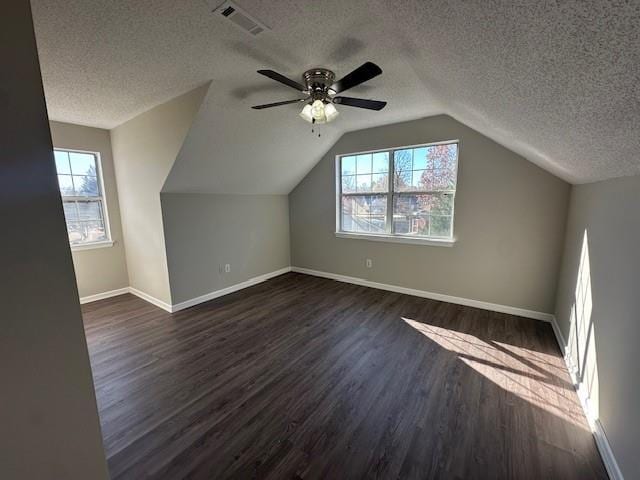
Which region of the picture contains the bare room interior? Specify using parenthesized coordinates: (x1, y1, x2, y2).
(2, 1, 639, 479)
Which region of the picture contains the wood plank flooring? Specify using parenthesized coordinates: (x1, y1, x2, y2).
(82, 272, 608, 479)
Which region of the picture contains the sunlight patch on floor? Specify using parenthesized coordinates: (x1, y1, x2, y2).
(402, 317, 588, 428)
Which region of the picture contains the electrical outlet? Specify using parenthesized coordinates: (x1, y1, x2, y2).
(366, 258, 373, 268)
(225, 263, 231, 273)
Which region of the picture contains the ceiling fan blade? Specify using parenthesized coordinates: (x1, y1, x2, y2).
(257, 70, 306, 92)
(330, 62, 382, 94)
(333, 96, 387, 111)
(251, 98, 308, 110)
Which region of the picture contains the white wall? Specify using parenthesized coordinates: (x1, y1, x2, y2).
(111, 84, 209, 304)
(49, 121, 129, 298)
(0, 1, 108, 478)
(555, 174, 640, 479)
(161, 193, 290, 304)
(290, 115, 570, 314)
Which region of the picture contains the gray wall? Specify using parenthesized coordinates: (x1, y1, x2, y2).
(290, 115, 570, 314)
(111, 84, 209, 305)
(0, 1, 109, 478)
(555, 175, 640, 479)
(162, 193, 290, 304)
(50, 121, 129, 298)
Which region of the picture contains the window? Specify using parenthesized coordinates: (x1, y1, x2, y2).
(53, 149, 111, 248)
(337, 141, 458, 244)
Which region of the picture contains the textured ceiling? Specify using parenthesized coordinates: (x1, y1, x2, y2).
(32, 0, 640, 192)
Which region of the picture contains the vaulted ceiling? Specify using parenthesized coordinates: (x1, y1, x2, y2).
(32, 0, 640, 193)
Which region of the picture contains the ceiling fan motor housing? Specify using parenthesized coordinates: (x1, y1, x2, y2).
(303, 68, 336, 101)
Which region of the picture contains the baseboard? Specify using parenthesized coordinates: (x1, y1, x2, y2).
(549, 314, 567, 356)
(79, 287, 130, 304)
(171, 267, 292, 312)
(593, 419, 624, 480)
(79, 286, 173, 313)
(80, 267, 292, 314)
(291, 266, 553, 322)
(549, 316, 624, 480)
(128, 287, 173, 313)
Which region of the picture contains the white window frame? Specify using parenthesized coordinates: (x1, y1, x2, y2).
(54, 148, 113, 251)
(335, 139, 459, 247)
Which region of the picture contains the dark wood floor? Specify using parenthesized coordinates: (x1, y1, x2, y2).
(82, 272, 607, 479)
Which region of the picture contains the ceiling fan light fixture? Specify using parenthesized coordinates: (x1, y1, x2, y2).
(324, 102, 339, 122)
(311, 99, 326, 122)
(299, 104, 313, 122)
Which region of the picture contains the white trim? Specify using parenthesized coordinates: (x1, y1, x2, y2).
(128, 287, 173, 313)
(592, 419, 624, 480)
(171, 267, 292, 312)
(336, 138, 461, 157)
(549, 315, 567, 355)
(549, 316, 624, 480)
(291, 266, 553, 322)
(78, 268, 292, 313)
(71, 240, 114, 251)
(79, 287, 129, 304)
(335, 231, 455, 247)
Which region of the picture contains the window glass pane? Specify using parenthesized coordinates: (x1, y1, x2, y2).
(394, 170, 412, 191)
(57, 175, 74, 196)
(394, 149, 413, 171)
(66, 222, 84, 244)
(413, 147, 428, 170)
(69, 152, 96, 176)
(371, 173, 388, 192)
(66, 219, 107, 245)
(412, 170, 427, 190)
(341, 195, 387, 234)
(341, 156, 356, 175)
(356, 154, 372, 174)
(356, 174, 372, 192)
(427, 143, 458, 172)
(342, 174, 356, 193)
(54, 151, 71, 174)
(73, 175, 99, 196)
(416, 167, 457, 191)
(82, 219, 107, 243)
(430, 215, 453, 237)
(372, 152, 389, 173)
(430, 193, 454, 215)
(430, 168, 456, 190)
(393, 193, 453, 237)
(77, 200, 103, 221)
(393, 143, 458, 192)
(63, 201, 79, 223)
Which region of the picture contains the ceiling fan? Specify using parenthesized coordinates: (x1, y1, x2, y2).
(251, 62, 387, 125)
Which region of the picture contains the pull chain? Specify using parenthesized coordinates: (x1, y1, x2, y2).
(311, 118, 321, 137)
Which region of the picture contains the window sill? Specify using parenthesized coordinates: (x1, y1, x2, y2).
(335, 232, 455, 247)
(70, 240, 114, 252)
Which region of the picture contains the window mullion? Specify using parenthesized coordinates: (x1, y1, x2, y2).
(386, 150, 394, 234)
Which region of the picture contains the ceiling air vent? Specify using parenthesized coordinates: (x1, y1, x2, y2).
(208, 1, 269, 37)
